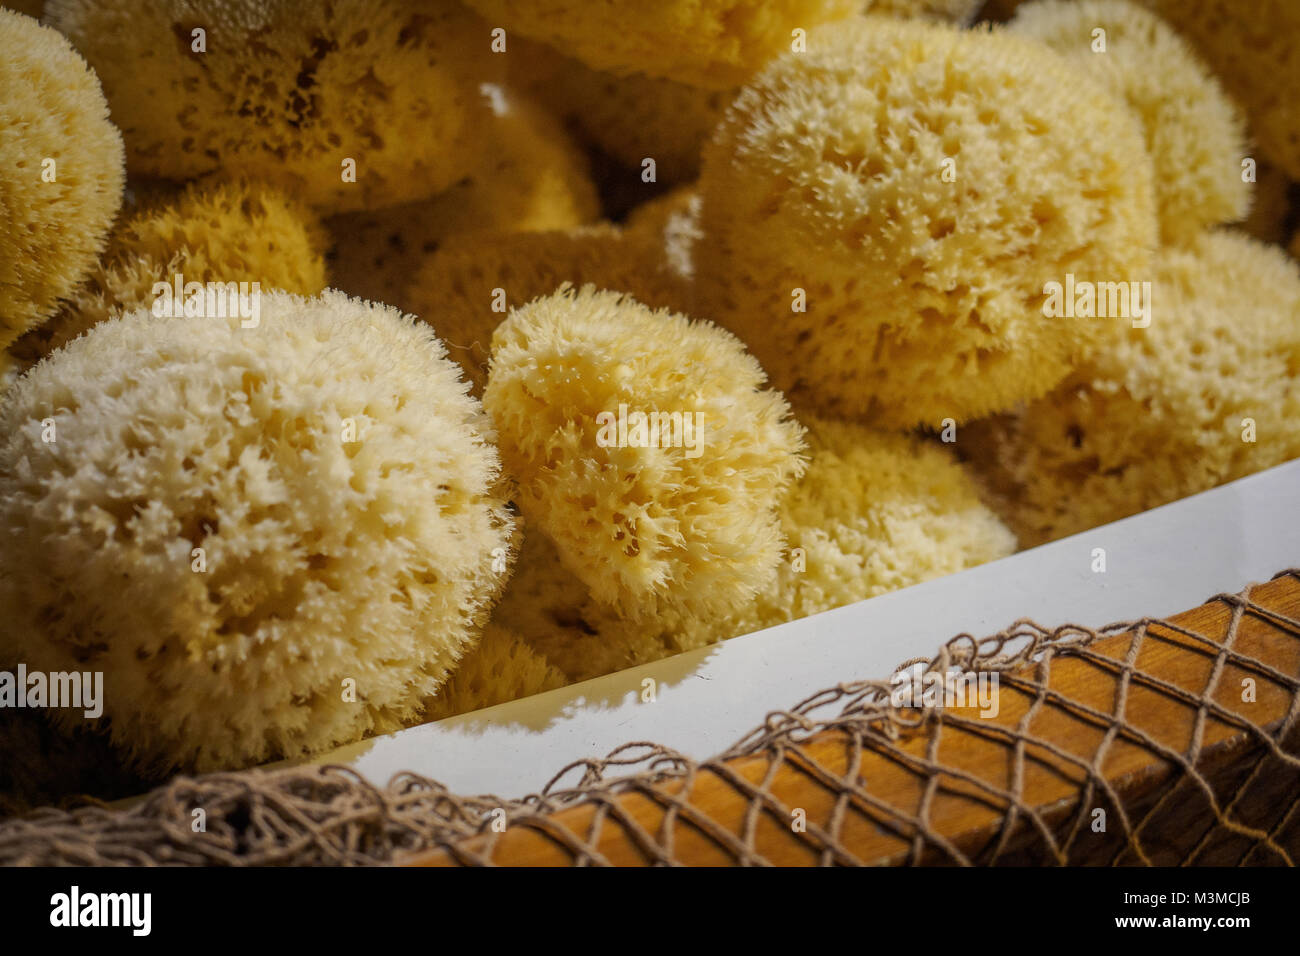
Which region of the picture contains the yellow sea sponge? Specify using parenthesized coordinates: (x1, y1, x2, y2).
(0, 10, 124, 343)
(1010, 0, 1249, 243)
(626, 187, 704, 288)
(462, 0, 857, 89)
(9, 178, 328, 367)
(509, 38, 733, 184)
(966, 231, 1300, 547)
(46, 0, 499, 212)
(424, 624, 566, 721)
(0, 291, 514, 772)
(484, 285, 806, 621)
(407, 227, 692, 394)
(326, 88, 600, 312)
(1133, 0, 1300, 181)
(695, 17, 1157, 430)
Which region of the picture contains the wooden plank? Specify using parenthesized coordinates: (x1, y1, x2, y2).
(402, 572, 1300, 866)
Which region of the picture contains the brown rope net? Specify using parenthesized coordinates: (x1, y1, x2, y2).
(1, 569, 1298, 866)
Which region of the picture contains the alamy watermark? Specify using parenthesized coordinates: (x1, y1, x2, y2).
(890, 664, 999, 718)
(595, 403, 705, 459)
(152, 272, 261, 328)
(1043, 274, 1151, 329)
(0, 664, 102, 718)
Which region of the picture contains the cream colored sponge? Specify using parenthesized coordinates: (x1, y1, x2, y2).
(424, 624, 565, 721)
(484, 286, 806, 621)
(0, 9, 124, 343)
(1010, 0, 1249, 242)
(46, 0, 499, 212)
(0, 291, 513, 772)
(463, 0, 857, 89)
(696, 17, 1157, 429)
(11, 178, 328, 367)
(967, 231, 1300, 547)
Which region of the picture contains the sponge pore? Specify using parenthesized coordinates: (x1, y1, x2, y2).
(0, 290, 513, 772)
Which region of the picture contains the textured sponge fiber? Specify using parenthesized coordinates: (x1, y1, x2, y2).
(696, 16, 1157, 429)
(10, 178, 328, 367)
(967, 231, 1300, 547)
(424, 624, 565, 721)
(46, 0, 498, 212)
(0, 291, 513, 772)
(1010, 0, 1249, 243)
(463, 0, 857, 89)
(485, 286, 806, 621)
(0, 9, 124, 343)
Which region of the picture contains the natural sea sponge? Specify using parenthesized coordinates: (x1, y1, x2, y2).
(462, 0, 857, 89)
(0, 291, 513, 772)
(326, 88, 600, 312)
(695, 17, 1157, 429)
(0, 10, 124, 343)
(1010, 0, 1249, 243)
(9, 178, 328, 367)
(46, 0, 500, 212)
(509, 39, 734, 184)
(966, 231, 1300, 547)
(626, 187, 704, 288)
(407, 227, 692, 393)
(424, 624, 565, 721)
(484, 286, 806, 621)
(1133, 0, 1300, 181)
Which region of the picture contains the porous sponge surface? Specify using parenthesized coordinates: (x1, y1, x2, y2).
(0, 9, 124, 342)
(424, 624, 566, 721)
(484, 285, 806, 621)
(462, 0, 858, 89)
(46, 0, 498, 212)
(967, 231, 1300, 546)
(11, 178, 328, 366)
(0, 290, 513, 772)
(1010, 0, 1249, 243)
(695, 16, 1157, 429)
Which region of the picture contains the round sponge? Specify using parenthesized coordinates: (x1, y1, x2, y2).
(326, 88, 600, 313)
(408, 226, 693, 394)
(46, 0, 499, 212)
(10, 178, 328, 367)
(0, 290, 514, 772)
(0, 9, 124, 344)
(1010, 0, 1249, 243)
(1133, 0, 1300, 182)
(966, 231, 1300, 547)
(695, 17, 1157, 429)
(424, 624, 565, 721)
(484, 285, 806, 621)
(461, 0, 858, 90)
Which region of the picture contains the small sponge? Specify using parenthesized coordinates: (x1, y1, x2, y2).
(1010, 0, 1249, 243)
(1133, 0, 1300, 181)
(10, 178, 328, 367)
(461, 0, 858, 89)
(424, 624, 565, 721)
(0, 9, 124, 343)
(695, 17, 1157, 429)
(46, 0, 500, 212)
(326, 88, 600, 312)
(967, 231, 1300, 547)
(484, 286, 806, 621)
(407, 226, 693, 393)
(0, 291, 513, 772)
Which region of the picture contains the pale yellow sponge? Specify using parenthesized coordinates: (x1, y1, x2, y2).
(484, 286, 806, 621)
(46, 0, 499, 212)
(326, 88, 600, 312)
(1134, 0, 1300, 181)
(509, 38, 733, 184)
(0, 291, 514, 772)
(424, 624, 566, 721)
(407, 227, 693, 393)
(0, 9, 124, 343)
(966, 231, 1300, 547)
(1010, 0, 1249, 243)
(695, 17, 1157, 429)
(10, 178, 328, 366)
(462, 0, 857, 89)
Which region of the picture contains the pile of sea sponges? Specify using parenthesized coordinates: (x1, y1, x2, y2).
(0, 0, 1296, 802)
